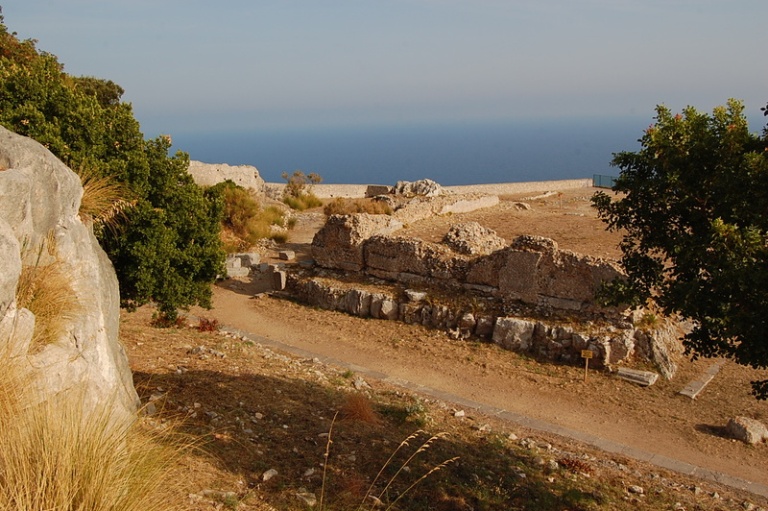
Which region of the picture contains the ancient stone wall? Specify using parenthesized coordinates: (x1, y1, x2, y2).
(0, 127, 139, 424)
(286, 275, 682, 377)
(311, 213, 624, 312)
(188, 160, 266, 193)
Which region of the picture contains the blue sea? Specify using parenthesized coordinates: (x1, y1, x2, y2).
(171, 117, 649, 185)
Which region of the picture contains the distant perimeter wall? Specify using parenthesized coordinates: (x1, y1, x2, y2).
(265, 178, 592, 199)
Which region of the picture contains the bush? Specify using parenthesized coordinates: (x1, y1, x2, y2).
(209, 181, 291, 250)
(282, 170, 323, 211)
(283, 193, 323, 211)
(0, 17, 225, 320)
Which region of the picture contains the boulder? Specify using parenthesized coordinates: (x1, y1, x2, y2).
(726, 416, 768, 445)
(0, 126, 139, 424)
(443, 222, 507, 256)
(393, 178, 444, 197)
(187, 161, 266, 193)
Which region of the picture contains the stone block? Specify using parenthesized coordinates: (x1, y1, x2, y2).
(492, 317, 536, 351)
(615, 367, 659, 387)
(226, 266, 250, 278)
(272, 270, 287, 290)
(379, 298, 399, 320)
(366, 185, 392, 197)
(279, 250, 295, 261)
(344, 289, 372, 317)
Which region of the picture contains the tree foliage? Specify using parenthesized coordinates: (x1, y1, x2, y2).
(592, 99, 768, 399)
(0, 17, 224, 320)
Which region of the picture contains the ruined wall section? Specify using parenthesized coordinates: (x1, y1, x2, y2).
(311, 214, 624, 313)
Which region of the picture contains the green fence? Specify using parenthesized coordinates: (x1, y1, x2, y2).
(593, 174, 617, 188)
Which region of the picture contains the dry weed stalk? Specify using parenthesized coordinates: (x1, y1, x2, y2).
(319, 418, 457, 511)
(361, 431, 457, 511)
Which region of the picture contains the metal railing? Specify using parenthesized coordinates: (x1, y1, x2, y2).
(592, 174, 617, 189)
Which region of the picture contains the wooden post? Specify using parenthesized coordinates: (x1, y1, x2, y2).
(581, 349, 593, 382)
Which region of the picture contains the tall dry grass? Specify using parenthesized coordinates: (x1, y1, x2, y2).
(0, 356, 188, 511)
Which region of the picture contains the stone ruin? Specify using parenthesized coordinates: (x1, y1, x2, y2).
(288, 209, 685, 379)
(311, 214, 622, 314)
(187, 160, 266, 193)
(393, 178, 444, 197)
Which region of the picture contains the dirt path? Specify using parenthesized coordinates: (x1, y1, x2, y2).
(196, 187, 768, 489)
(202, 286, 768, 489)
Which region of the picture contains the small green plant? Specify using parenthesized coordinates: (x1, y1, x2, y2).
(635, 311, 659, 329)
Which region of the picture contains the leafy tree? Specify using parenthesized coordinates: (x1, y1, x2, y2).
(0, 16, 224, 321)
(592, 99, 768, 399)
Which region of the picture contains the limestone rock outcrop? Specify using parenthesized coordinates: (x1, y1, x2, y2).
(188, 160, 266, 193)
(0, 126, 139, 423)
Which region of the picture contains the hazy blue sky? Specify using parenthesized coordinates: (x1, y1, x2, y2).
(4, 1, 766, 136)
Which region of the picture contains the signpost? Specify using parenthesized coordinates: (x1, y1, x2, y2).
(581, 349, 593, 382)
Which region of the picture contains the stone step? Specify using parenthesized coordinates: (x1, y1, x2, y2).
(679, 360, 726, 399)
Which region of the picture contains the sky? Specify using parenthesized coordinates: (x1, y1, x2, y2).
(4, 1, 766, 137)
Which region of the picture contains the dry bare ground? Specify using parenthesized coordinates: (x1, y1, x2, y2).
(124, 186, 768, 510)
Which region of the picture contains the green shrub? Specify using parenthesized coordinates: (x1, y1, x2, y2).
(0, 17, 225, 321)
(283, 193, 323, 211)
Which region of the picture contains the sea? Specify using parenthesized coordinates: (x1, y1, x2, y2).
(170, 117, 651, 186)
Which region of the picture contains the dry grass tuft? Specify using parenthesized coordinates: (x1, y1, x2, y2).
(557, 457, 594, 475)
(77, 165, 134, 233)
(197, 317, 220, 332)
(16, 238, 81, 348)
(323, 197, 393, 216)
(339, 393, 382, 425)
(0, 352, 189, 511)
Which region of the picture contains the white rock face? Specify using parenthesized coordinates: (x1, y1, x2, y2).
(187, 160, 266, 193)
(0, 126, 139, 423)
